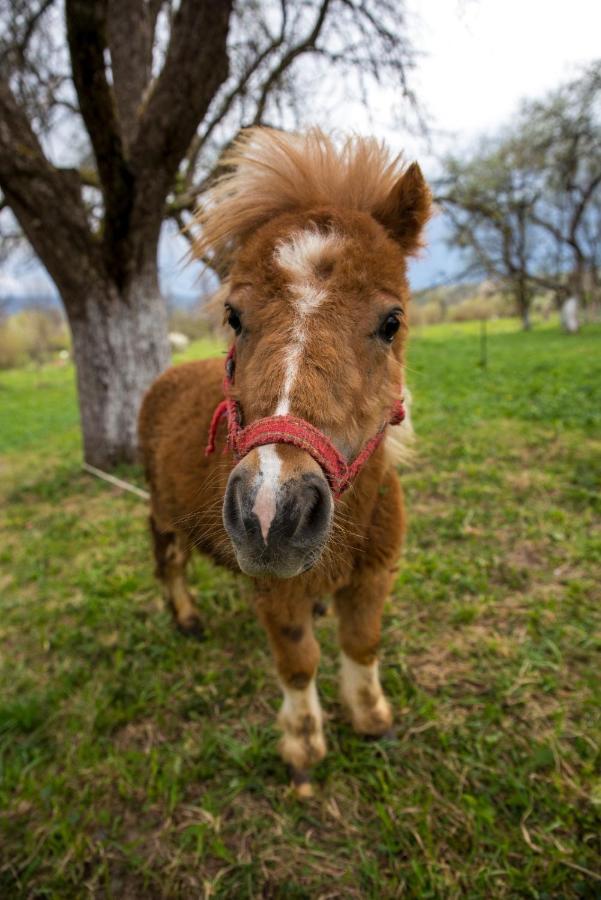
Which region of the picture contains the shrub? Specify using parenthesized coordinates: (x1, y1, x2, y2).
(447, 292, 512, 322)
(0, 308, 70, 369)
(410, 300, 446, 327)
(0, 324, 25, 368)
(168, 308, 214, 341)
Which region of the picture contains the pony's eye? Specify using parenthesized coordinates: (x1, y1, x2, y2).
(225, 306, 242, 336)
(378, 312, 401, 343)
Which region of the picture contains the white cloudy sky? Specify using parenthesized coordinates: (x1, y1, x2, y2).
(2, 0, 600, 301)
(407, 0, 600, 148)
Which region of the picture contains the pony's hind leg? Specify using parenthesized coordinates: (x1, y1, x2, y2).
(149, 516, 204, 640)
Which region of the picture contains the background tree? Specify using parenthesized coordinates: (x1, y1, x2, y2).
(438, 141, 544, 329)
(438, 61, 601, 328)
(0, 0, 419, 467)
(522, 62, 601, 309)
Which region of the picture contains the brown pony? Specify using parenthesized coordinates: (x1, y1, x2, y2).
(139, 128, 431, 795)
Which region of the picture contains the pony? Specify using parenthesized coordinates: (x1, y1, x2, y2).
(139, 128, 431, 795)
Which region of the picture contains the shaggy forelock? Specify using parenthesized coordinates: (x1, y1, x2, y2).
(194, 127, 407, 263)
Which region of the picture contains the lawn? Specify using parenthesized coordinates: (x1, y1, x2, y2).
(0, 319, 600, 898)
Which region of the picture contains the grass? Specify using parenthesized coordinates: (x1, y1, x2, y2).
(0, 318, 600, 898)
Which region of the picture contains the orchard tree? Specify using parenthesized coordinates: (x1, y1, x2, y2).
(438, 141, 544, 329)
(0, 0, 419, 466)
(522, 61, 601, 309)
(438, 62, 601, 328)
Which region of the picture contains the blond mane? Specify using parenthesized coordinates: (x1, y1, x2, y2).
(194, 127, 407, 261)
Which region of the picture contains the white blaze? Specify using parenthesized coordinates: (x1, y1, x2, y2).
(251, 230, 338, 542)
(253, 445, 281, 542)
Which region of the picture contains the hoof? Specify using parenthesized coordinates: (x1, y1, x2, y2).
(344, 694, 393, 738)
(165, 595, 205, 641)
(290, 768, 314, 799)
(279, 719, 327, 772)
(176, 615, 205, 641)
(364, 725, 398, 742)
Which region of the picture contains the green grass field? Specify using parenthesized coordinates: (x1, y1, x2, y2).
(1, 319, 600, 898)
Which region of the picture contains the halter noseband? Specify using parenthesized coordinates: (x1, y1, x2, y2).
(205, 345, 405, 500)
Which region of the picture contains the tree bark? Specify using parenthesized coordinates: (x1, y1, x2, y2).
(65, 263, 170, 467)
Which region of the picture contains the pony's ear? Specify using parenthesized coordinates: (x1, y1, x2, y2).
(372, 162, 432, 255)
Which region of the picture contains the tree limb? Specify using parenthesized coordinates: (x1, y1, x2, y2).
(185, 27, 287, 184)
(0, 75, 100, 301)
(132, 0, 232, 187)
(65, 0, 134, 284)
(8, 0, 57, 66)
(65, 1, 128, 192)
(106, 0, 154, 149)
(127, 0, 232, 257)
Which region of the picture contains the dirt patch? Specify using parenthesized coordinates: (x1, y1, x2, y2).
(113, 719, 170, 753)
(407, 641, 474, 692)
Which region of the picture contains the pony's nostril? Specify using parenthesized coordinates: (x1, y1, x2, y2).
(297, 486, 320, 533)
(304, 487, 321, 526)
(223, 474, 248, 538)
(293, 476, 331, 541)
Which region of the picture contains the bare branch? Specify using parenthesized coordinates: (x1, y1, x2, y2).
(106, 0, 154, 149)
(65, 0, 134, 284)
(8, 0, 57, 66)
(253, 0, 332, 124)
(186, 29, 287, 182)
(65, 0, 127, 185)
(132, 0, 232, 181)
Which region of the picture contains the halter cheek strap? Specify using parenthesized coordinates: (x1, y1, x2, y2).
(205, 345, 405, 500)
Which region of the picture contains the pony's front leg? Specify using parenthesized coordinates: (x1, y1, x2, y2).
(334, 567, 395, 737)
(256, 596, 326, 796)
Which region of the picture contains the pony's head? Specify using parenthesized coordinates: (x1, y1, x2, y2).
(196, 129, 431, 578)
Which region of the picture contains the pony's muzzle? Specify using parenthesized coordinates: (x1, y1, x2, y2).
(223, 458, 333, 578)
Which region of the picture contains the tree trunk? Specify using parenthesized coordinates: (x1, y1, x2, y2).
(589, 263, 601, 320)
(65, 264, 170, 467)
(572, 252, 588, 309)
(515, 277, 531, 330)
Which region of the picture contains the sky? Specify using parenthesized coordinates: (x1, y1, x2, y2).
(406, 0, 601, 146)
(2, 0, 600, 304)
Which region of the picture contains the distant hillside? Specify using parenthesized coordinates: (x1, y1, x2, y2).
(413, 281, 484, 307)
(0, 293, 59, 314)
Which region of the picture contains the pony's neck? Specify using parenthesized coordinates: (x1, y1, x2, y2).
(339, 443, 389, 518)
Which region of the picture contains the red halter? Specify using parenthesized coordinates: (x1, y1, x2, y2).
(205, 345, 405, 500)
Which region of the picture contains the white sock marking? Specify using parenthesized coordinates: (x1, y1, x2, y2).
(278, 676, 326, 769)
(340, 652, 380, 699)
(340, 652, 391, 734)
(280, 676, 322, 725)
